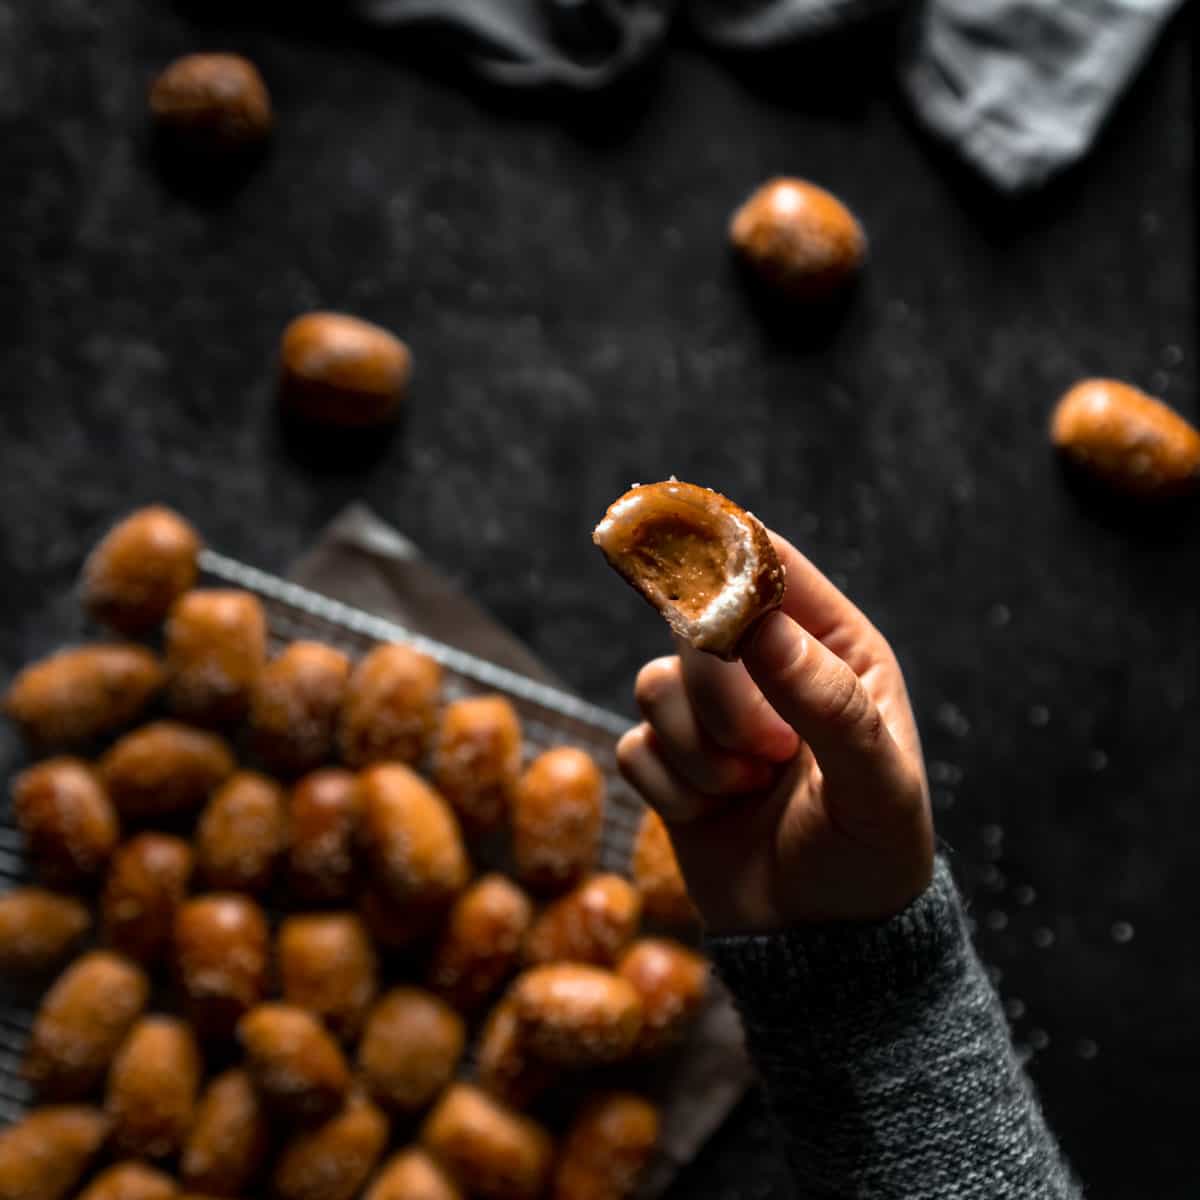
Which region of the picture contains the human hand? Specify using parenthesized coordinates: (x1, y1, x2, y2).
(616, 531, 932, 933)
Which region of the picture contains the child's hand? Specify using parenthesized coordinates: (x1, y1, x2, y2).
(616, 531, 933, 933)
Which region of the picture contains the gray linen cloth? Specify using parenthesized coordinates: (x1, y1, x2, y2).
(351, 0, 1185, 191)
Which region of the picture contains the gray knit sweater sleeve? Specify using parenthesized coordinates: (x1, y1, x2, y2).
(707, 859, 1081, 1199)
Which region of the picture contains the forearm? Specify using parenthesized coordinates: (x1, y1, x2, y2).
(708, 859, 1080, 1200)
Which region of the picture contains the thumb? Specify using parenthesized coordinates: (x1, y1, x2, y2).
(741, 611, 912, 829)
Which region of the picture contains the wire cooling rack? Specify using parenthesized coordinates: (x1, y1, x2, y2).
(195, 548, 641, 849)
(0, 547, 651, 1123)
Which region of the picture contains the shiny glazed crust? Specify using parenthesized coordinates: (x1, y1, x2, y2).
(593, 481, 785, 660)
(1050, 378, 1200, 496)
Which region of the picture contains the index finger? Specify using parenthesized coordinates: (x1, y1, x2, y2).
(767, 530, 877, 653)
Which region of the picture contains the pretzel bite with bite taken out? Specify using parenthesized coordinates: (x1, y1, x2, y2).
(593, 481, 785, 660)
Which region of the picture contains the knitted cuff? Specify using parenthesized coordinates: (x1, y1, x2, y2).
(706, 858, 964, 1020)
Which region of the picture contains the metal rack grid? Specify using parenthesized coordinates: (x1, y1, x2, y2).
(0, 547, 652, 1123)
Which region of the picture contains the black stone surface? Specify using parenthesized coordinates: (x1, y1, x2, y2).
(2, 4, 1197, 1197)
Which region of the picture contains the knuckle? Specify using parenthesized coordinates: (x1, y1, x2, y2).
(814, 669, 870, 730)
(856, 703, 885, 749)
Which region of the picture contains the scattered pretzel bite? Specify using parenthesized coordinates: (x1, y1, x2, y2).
(105, 1016, 201, 1161)
(593, 481, 785, 660)
(249, 641, 351, 776)
(278, 913, 378, 1043)
(552, 1092, 660, 1200)
(729, 177, 866, 300)
(149, 53, 273, 156)
(286, 768, 361, 905)
(100, 721, 234, 821)
(339, 643, 442, 768)
(181, 1068, 271, 1198)
(364, 1149, 464, 1200)
(3, 644, 164, 751)
(475, 993, 557, 1110)
(195, 771, 286, 894)
(426, 874, 533, 1014)
(237, 1003, 350, 1124)
(524, 874, 641, 968)
(174, 895, 270, 1041)
(101, 833, 193, 965)
(616, 938, 708, 1055)
(24, 951, 149, 1100)
(76, 1161, 179, 1200)
(511, 964, 642, 1068)
(0, 888, 91, 975)
(165, 590, 266, 726)
(421, 1083, 553, 1200)
(279, 312, 411, 430)
(0, 1106, 110, 1200)
(512, 748, 604, 895)
(1051, 378, 1200, 497)
(83, 506, 201, 636)
(432, 695, 523, 835)
(357, 987, 465, 1115)
(358, 764, 470, 914)
(12, 758, 118, 889)
(272, 1090, 389, 1200)
(631, 811, 697, 928)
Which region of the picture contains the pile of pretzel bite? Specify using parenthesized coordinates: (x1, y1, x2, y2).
(0, 506, 707, 1200)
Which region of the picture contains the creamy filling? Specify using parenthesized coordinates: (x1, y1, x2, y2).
(595, 484, 760, 639)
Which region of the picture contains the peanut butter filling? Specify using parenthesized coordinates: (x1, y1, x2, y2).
(595, 492, 735, 621)
(594, 480, 785, 659)
(610, 515, 728, 620)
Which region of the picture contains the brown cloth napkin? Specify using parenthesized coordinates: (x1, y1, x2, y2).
(286, 503, 754, 1196)
(288, 503, 559, 686)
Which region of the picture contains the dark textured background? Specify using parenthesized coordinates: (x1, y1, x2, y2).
(2, 3, 1197, 1197)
